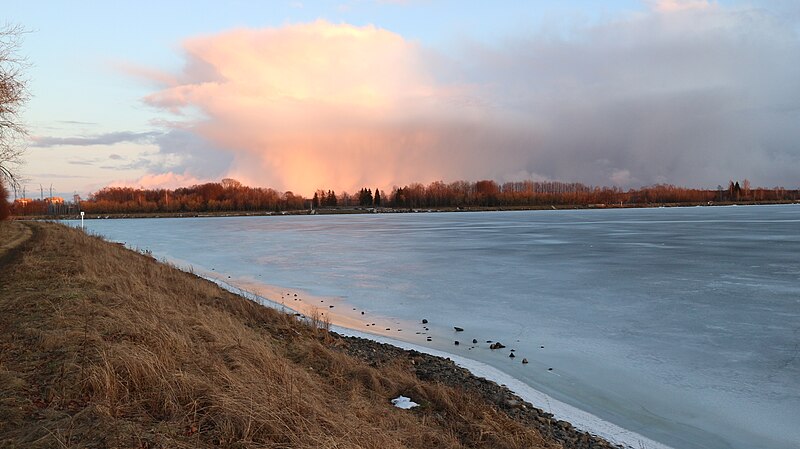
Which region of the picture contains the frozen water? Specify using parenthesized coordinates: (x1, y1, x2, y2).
(74, 204, 800, 449)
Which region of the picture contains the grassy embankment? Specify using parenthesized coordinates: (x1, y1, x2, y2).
(0, 221, 559, 449)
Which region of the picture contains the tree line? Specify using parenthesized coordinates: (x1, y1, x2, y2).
(9, 177, 799, 216)
(74, 178, 306, 214)
(385, 179, 797, 208)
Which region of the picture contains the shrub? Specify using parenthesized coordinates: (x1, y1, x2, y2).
(0, 179, 10, 220)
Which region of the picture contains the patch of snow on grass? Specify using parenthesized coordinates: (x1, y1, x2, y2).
(391, 396, 419, 409)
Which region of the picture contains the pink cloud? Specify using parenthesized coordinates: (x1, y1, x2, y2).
(143, 21, 498, 195)
(108, 171, 206, 190)
(114, 61, 178, 87)
(650, 0, 715, 13)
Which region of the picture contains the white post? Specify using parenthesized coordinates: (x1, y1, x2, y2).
(80, 211, 85, 230)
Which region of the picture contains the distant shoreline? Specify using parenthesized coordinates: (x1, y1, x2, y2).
(22, 199, 799, 221)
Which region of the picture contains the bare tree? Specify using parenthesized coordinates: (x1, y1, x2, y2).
(0, 24, 29, 194)
(220, 178, 242, 190)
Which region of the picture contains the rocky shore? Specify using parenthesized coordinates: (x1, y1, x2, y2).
(336, 334, 624, 449)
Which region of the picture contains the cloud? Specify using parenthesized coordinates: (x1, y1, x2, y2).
(112, 60, 183, 88)
(31, 131, 162, 148)
(29, 173, 91, 179)
(610, 169, 636, 186)
(140, 11, 800, 193)
(108, 171, 206, 190)
(57, 120, 98, 126)
(471, 4, 800, 188)
(99, 157, 156, 171)
(143, 21, 495, 194)
(650, 0, 715, 13)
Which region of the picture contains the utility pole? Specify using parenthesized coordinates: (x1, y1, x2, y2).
(40, 184, 44, 200)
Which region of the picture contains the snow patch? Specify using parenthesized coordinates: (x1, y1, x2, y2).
(391, 396, 419, 409)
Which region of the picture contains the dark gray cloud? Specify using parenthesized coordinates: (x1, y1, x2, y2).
(149, 128, 233, 180)
(96, 129, 233, 178)
(99, 158, 154, 171)
(440, 5, 800, 188)
(67, 160, 97, 166)
(31, 131, 162, 148)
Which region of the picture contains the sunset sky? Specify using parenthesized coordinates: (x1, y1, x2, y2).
(6, 0, 800, 198)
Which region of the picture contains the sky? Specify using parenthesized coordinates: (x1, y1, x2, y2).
(6, 0, 800, 199)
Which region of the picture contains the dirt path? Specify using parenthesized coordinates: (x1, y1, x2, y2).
(0, 221, 33, 269)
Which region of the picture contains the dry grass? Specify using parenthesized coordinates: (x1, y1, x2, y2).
(0, 222, 558, 449)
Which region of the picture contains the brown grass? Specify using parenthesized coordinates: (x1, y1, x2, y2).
(0, 222, 558, 449)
